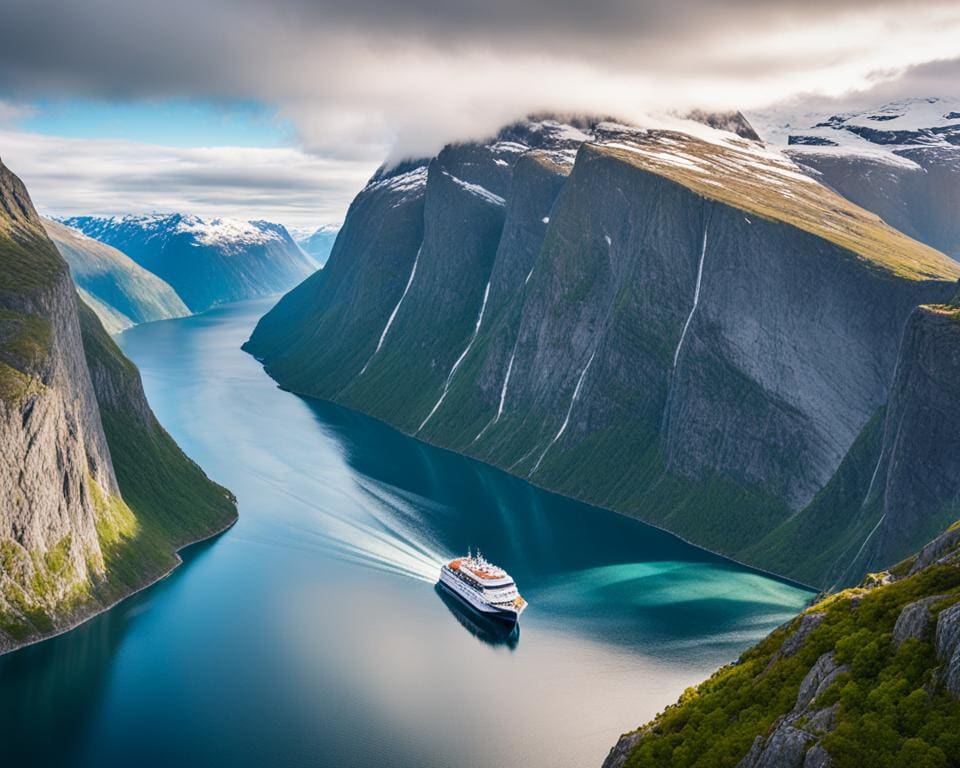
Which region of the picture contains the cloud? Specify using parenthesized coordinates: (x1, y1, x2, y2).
(0, 130, 370, 228)
(1, 0, 959, 161)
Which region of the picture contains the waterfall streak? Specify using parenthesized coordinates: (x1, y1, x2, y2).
(360, 246, 421, 375)
(672, 227, 708, 369)
(530, 351, 597, 475)
(473, 339, 518, 442)
(417, 282, 491, 433)
(849, 514, 886, 572)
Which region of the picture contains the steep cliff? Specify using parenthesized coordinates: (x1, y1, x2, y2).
(247, 117, 959, 587)
(0, 159, 236, 652)
(42, 218, 189, 333)
(602, 522, 960, 768)
(63, 214, 316, 312)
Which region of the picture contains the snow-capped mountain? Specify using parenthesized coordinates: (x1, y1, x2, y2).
(62, 213, 318, 311)
(752, 97, 960, 156)
(291, 224, 340, 267)
(245, 111, 959, 591)
(749, 98, 960, 259)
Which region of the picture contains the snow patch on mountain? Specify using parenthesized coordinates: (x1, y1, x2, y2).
(748, 97, 960, 169)
(175, 216, 284, 248)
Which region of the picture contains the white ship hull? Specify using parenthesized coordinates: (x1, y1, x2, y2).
(437, 559, 527, 625)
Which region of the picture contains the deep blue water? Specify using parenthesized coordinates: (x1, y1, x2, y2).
(0, 298, 812, 767)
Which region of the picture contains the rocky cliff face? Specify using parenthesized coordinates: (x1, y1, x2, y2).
(63, 214, 316, 312)
(246, 115, 960, 588)
(0, 159, 236, 652)
(42, 218, 189, 333)
(858, 303, 960, 576)
(603, 521, 960, 768)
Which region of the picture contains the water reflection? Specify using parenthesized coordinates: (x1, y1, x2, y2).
(0, 536, 223, 759)
(434, 584, 521, 650)
(0, 299, 813, 768)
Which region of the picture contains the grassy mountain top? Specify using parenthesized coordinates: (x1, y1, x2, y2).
(609, 522, 960, 768)
(594, 133, 960, 282)
(0, 160, 66, 296)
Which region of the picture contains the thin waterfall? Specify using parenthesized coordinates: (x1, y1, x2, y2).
(672, 226, 708, 369)
(529, 350, 597, 475)
(473, 337, 519, 442)
(417, 281, 491, 433)
(360, 246, 421, 376)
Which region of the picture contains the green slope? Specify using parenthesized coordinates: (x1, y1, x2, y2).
(77, 301, 237, 593)
(610, 523, 960, 768)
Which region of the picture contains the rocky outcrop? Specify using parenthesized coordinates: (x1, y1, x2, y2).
(0, 158, 236, 652)
(601, 731, 644, 768)
(604, 518, 960, 767)
(935, 602, 960, 698)
(246, 115, 959, 587)
(63, 214, 316, 312)
(893, 595, 946, 646)
(43, 218, 189, 333)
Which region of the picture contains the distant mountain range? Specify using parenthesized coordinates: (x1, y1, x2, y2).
(246, 111, 960, 591)
(291, 224, 340, 267)
(42, 218, 189, 333)
(63, 213, 317, 313)
(751, 97, 960, 261)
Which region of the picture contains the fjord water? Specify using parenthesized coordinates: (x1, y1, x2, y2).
(0, 299, 812, 767)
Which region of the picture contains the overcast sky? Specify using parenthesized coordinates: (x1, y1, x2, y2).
(1, 0, 958, 228)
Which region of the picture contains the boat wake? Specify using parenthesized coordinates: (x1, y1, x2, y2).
(244, 467, 445, 584)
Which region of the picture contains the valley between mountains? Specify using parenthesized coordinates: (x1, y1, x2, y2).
(4, 97, 960, 768)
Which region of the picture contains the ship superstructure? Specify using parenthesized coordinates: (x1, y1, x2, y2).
(437, 550, 527, 624)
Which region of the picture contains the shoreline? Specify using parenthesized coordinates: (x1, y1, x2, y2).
(0, 515, 237, 657)
(266, 375, 818, 596)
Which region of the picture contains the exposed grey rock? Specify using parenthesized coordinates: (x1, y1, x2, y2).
(781, 612, 826, 658)
(803, 704, 839, 734)
(0, 158, 236, 652)
(795, 653, 847, 712)
(893, 595, 946, 646)
(0, 162, 119, 649)
(803, 743, 832, 768)
(756, 724, 814, 768)
(600, 731, 643, 768)
(735, 735, 765, 768)
(910, 527, 960, 575)
(935, 602, 960, 697)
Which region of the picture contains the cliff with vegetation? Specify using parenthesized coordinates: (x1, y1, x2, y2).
(0, 158, 236, 653)
(246, 116, 960, 589)
(603, 521, 960, 768)
(42, 218, 189, 334)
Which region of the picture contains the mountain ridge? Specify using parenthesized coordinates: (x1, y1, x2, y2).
(63, 212, 317, 312)
(245, 116, 958, 589)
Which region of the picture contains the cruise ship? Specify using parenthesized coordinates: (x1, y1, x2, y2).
(437, 550, 527, 624)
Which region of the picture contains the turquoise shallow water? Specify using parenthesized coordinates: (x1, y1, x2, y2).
(0, 298, 813, 768)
